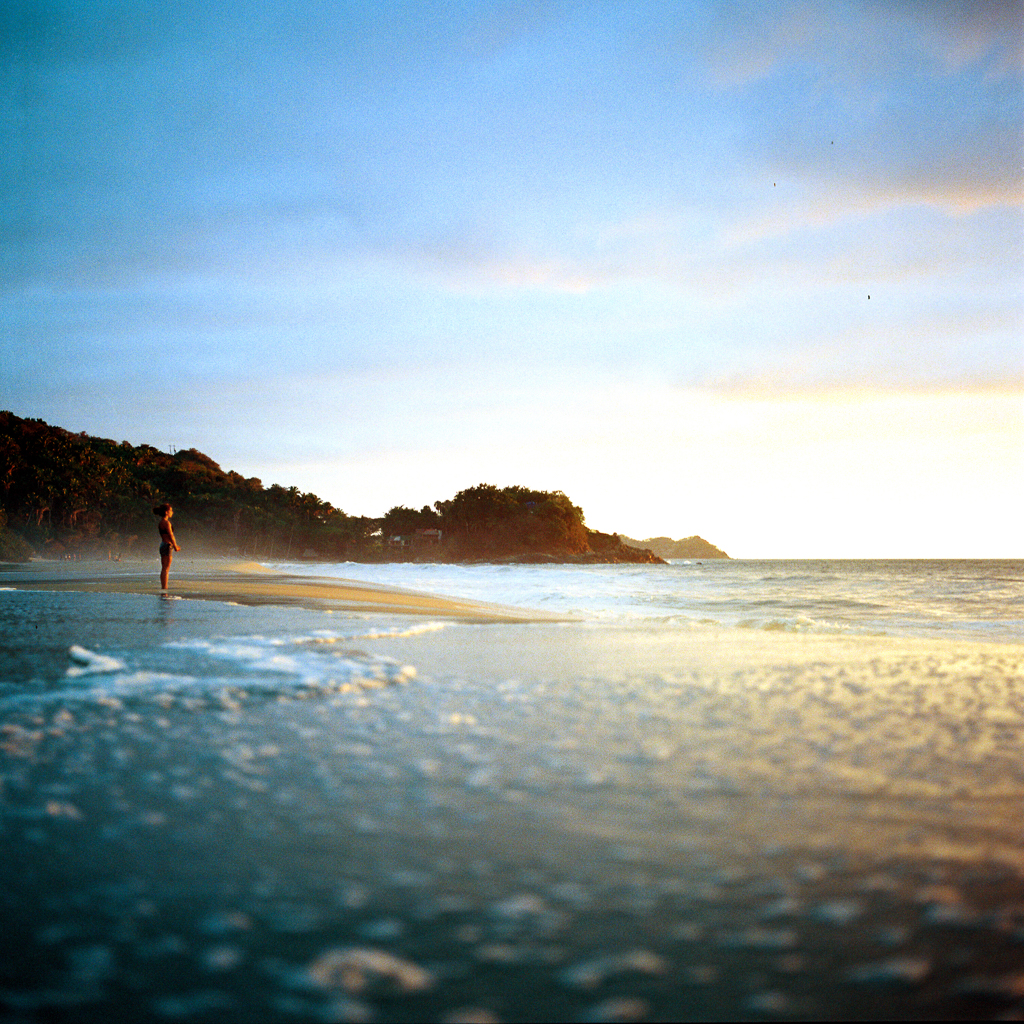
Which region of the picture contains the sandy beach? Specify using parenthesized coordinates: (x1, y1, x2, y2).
(0, 558, 568, 622)
(2, 560, 1023, 1021)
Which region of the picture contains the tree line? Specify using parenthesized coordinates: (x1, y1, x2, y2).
(0, 412, 662, 563)
(0, 411, 377, 561)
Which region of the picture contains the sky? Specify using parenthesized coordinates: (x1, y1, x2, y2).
(2, 0, 1022, 557)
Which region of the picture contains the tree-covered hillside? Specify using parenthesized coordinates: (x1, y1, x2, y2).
(0, 412, 665, 563)
(0, 411, 375, 561)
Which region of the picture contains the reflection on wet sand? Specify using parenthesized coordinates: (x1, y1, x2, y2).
(1, 568, 1023, 1020)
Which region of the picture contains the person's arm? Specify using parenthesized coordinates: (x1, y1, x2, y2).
(168, 523, 180, 551)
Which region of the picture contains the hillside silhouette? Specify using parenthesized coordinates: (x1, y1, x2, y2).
(621, 535, 730, 559)
(0, 412, 671, 564)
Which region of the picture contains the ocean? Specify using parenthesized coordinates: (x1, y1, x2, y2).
(264, 558, 1024, 643)
(1, 558, 1023, 1021)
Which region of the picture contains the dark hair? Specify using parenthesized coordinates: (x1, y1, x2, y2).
(153, 503, 172, 517)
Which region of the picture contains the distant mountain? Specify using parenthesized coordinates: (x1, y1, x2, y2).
(621, 535, 730, 560)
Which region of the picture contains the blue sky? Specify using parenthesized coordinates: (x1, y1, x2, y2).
(3, 0, 1022, 555)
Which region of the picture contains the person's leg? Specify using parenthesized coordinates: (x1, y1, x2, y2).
(160, 550, 172, 590)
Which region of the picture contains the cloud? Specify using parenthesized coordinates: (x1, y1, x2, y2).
(893, 0, 1024, 77)
(386, 237, 612, 294)
(705, 0, 1023, 86)
(704, 1, 823, 86)
(700, 309, 1024, 395)
(387, 185, 1020, 307)
(3, 0, 1019, 409)
(721, 182, 1023, 254)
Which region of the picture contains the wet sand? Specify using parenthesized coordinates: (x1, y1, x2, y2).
(2, 570, 1023, 1020)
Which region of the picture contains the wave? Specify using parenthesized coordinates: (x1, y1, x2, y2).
(282, 560, 1024, 643)
(1, 634, 420, 714)
(67, 645, 128, 677)
(167, 634, 417, 686)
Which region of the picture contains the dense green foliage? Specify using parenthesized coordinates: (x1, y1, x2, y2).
(0, 412, 664, 563)
(379, 504, 441, 539)
(434, 484, 589, 558)
(0, 508, 34, 561)
(0, 412, 375, 560)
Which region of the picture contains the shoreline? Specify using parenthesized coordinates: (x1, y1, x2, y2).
(0, 558, 569, 622)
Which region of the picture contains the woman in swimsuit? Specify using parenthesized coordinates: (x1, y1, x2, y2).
(153, 503, 180, 591)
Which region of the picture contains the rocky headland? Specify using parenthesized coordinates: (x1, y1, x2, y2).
(621, 535, 730, 559)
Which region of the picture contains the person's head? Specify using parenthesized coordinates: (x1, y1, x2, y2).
(153, 503, 172, 518)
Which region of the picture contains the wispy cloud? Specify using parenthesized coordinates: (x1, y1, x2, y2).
(705, 0, 1024, 86)
(894, 0, 1024, 77)
(704, 1, 823, 86)
(720, 183, 1023, 252)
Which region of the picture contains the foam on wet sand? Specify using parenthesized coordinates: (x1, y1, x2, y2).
(1, 561, 1023, 1021)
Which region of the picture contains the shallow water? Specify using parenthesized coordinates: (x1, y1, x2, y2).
(266, 559, 1024, 643)
(1, 563, 1023, 1021)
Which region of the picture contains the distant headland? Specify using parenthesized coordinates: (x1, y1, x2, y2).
(620, 535, 730, 560)
(0, 411, 727, 565)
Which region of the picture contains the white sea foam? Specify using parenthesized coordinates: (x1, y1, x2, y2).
(0, 626, 422, 713)
(0, 671, 206, 712)
(67, 645, 127, 677)
(167, 634, 418, 688)
(349, 622, 448, 640)
(66, 671, 203, 699)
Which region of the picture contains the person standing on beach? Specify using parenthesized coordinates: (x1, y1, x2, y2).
(154, 503, 180, 591)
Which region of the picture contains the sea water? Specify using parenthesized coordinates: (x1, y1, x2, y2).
(1, 559, 1023, 1021)
(268, 558, 1024, 642)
